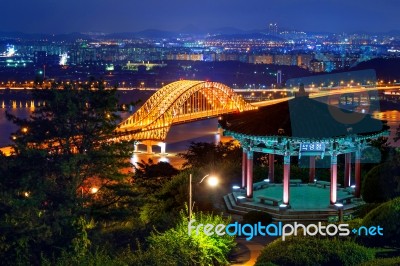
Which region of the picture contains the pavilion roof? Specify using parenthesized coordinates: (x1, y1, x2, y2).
(220, 96, 386, 139)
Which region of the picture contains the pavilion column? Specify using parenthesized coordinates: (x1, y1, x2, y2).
(355, 150, 361, 198)
(242, 149, 247, 188)
(283, 155, 290, 205)
(246, 151, 254, 198)
(268, 154, 275, 183)
(309, 156, 316, 183)
(344, 153, 352, 188)
(330, 154, 338, 205)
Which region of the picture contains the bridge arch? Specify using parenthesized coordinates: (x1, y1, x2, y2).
(116, 80, 256, 141)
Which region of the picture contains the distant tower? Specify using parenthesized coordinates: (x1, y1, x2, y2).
(277, 70, 282, 85)
(268, 23, 278, 36)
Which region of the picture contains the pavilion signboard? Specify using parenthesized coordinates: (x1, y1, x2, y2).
(299, 142, 326, 158)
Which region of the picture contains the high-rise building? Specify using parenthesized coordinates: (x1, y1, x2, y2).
(249, 54, 273, 64)
(274, 54, 295, 66)
(268, 23, 278, 36)
(277, 70, 282, 85)
(297, 54, 314, 69)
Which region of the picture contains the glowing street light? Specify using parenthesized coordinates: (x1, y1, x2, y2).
(206, 176, 219, 187)
(189, 173, 219, 219)
(90, 187, 99, 194)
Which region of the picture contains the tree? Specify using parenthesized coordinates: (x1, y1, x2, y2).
(178, 140, 241, 169)
(0, 82, 136, 264)
(133, 159, 179, 193)
(122, 211, 236, 266)
(361, 197, 400, 248)
(361, 151, 400, 203)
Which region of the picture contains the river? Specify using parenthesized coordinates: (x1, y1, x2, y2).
(1, 90, 399, 169)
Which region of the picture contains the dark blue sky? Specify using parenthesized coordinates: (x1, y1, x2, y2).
(2, 0, 399, 34)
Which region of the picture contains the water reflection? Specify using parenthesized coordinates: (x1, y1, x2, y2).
(2, 102, 400, 169)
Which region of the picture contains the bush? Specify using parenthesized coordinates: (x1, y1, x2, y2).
(362, 164, 386, 203)
(362, 162, 400, 203)
(352, 203, 383, 218)
(255, 236, 374, 266)
(129, 211, 235, 266)
(243, 211, 273, 225)
(361, 197, 400, 248)
(41, 249, 125, 266)
(359, 256, 400, 266)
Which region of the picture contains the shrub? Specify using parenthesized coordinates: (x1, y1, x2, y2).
(361, 197, 400, 248)
(362, 164, 386, 203)
(255, 236, 374, 266)
(41, 249, 125, 266)
(137, 211, 235, 265)
(359, 256, 400, 266)
(362, 162, 400, 203)
(352, 203, 383, 218)
(242, 211, 273, 225)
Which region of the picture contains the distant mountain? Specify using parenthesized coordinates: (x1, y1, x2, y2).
(0, 31, 48, 40)
(135, 29, 177, 38)
(0, 31, 94, 41)
(350, 58, 400, 79)
(206, 32, 284, 41)
(209, 27, 246, 35)
(3, 27, 400, 42)
(386, 30, 400, 36)
(179, 24, 205, 35)
(105, 32, 138, 39)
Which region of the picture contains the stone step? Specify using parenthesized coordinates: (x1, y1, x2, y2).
(223, 195, 247, 215)
(224, 193, 361, 223)
(227, 194, 255, 213)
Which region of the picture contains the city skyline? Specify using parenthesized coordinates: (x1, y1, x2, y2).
(2, 0, 400, 34)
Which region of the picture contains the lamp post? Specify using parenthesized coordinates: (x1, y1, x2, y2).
(334, 203, 344, 222)
(189, 174, 219, 219)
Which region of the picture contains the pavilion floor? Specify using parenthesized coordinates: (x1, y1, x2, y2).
(223, 183, 365, 223)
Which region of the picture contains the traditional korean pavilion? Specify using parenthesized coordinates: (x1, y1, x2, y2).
(219, 88, 389, 207)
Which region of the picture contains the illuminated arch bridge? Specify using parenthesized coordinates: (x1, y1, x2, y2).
(116, 80, 256, 142)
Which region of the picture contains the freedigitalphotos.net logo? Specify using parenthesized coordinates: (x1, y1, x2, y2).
(188, 220, 383, 241)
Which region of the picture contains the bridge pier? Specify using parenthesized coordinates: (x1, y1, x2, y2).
(146, 145, 153, 154)
(159, 142, 167, 155)
(140, 140, 167, 155)
(217, 126, 224, 135)
(134, 143, 139, 153)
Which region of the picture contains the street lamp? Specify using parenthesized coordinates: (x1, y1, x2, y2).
(189, 173, 219, 219)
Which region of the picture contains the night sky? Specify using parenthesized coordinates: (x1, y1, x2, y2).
(2, 0, 399, 34)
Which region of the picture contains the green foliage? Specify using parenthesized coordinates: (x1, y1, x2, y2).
(110, 212, 236, 265)
(255, 236, 374, 266)
(0, 82, 138, 264)
(41, 248, 125, 266)
(352, 203, 383, 218)
(117, 243, 177, 266)
(359, 256, 400, 266)
(362, 151, 400, 203)
(143, 211, 235, 266)
(178, 140, 241, 169)
(133, 158, 179, 193)
(347, 218, 364, 230)
(242, 211, 273, 225)
(361, 197, 400, 248)
(139, 170, 191, 230)
(362, 164, 388, 203)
